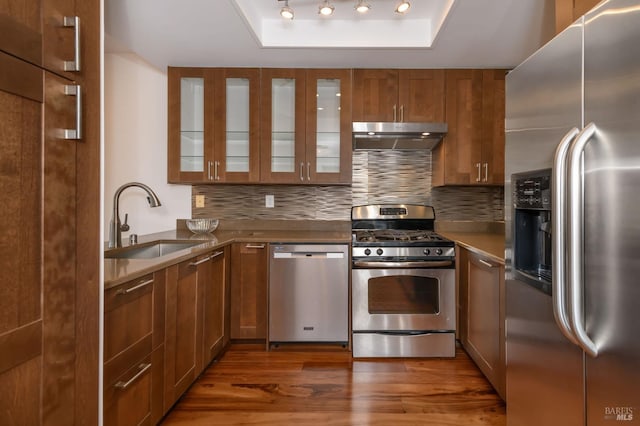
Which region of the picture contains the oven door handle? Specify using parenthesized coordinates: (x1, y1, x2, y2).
(353, 260, 454, 268)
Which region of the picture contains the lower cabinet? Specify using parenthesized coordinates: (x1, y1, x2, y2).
(230, 242, 269, 340)
(103, 272, 165, 426)
(164, 248, 229, 412)
(458, 247, 506, 399)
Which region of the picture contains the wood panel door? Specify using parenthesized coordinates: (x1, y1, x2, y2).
(199, 249, 227, 372)
(352, 69, 398, 122)
(398, 69, 445, 123)
(230, 243, 268, 340)
(481, 69, 505, 185)
(164, 260, 200, 410)
(433, 69, 483, 186)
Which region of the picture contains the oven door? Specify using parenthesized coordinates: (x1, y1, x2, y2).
(352, 267, 455, 332)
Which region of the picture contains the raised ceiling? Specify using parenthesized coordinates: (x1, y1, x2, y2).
(105, 0, 556, 70)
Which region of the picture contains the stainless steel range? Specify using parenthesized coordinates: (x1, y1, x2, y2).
(351, 204, 456, 358)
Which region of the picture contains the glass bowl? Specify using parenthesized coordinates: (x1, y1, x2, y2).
(186, 218, 219, 234)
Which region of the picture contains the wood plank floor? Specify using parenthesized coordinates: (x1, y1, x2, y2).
(161, 344, 505, 426)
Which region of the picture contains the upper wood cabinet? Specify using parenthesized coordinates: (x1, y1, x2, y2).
(555, 0, 601, 34)
(168, 67, 261, 183)
(260, 68, 352, 184)
(432, 69, 505, 186)
(352, 69, 445, 123)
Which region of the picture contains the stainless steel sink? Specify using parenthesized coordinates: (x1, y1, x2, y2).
(105, 241, 202, 259)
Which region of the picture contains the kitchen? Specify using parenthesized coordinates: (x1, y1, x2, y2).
(2, 0, 639, 424)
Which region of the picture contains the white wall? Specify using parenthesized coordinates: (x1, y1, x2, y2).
(104, 52, 190, 241)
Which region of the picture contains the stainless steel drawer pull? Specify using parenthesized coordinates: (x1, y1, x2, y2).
(307, 162, 311, 181)
(116, 278, 154, 295)
(189, 256, 212, 266)
(299, 162, 304, 181)
(475, 163, 482, 182)
(483, 163, 489, 182)
(478, 259, 495, 268)
(63, 16, 81, 72)
(63, 85, 82, 140)
(210, 250, 224, 258)
(245, 244, 266, 249)
(114, 363, 152, 390)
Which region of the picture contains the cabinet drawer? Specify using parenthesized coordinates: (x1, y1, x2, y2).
(104, 347, 163, 426)
(105, 274, 155, 362)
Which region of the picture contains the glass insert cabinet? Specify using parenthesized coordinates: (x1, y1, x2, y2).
(168, 67, 351, 184)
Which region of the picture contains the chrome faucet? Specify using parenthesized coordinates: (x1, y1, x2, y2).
(108, 182, 162, 248)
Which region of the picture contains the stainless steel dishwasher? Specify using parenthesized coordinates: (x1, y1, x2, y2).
(269, 244, 349, 344)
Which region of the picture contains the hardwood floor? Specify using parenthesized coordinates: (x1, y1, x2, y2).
(161, 344, 505, 425)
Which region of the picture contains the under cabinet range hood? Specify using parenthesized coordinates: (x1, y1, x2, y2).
(352, 122, 448, 150)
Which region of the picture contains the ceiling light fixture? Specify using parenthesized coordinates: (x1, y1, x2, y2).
(355, 0, 371, 13)
(280, 0, 294, 19)
(395, 1, 411, 13)
(318, 0, 335, 16)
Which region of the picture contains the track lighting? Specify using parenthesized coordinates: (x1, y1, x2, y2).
(395, 1, 410, 13)
(280, 0, 294, 19)
(318, 0, 335, 16)
(355, 0, 371, 13)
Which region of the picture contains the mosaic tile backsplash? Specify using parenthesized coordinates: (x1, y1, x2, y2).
(193, 150, 504, 222)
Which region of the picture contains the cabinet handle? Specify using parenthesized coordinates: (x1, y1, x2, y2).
(63, 85, 82, 140)
(210, 250, 224, 259)
(114, 363, 152, 390)
(299, 162, 304, 181)
(189, 255, 212, 266)
(475, 163, 481, 182)
(306, 162, 311, 181)
(393, 104, 397, 122)
(207, 161, 213, 180)
(63, 16, 81, 72)
(116, 278, 154, 295)
(483, 163, 489, 182)
(245, 244, 266, 249)
(478, 259, 496, 268)
(400, 105, 404, 123)
(214, 161, 220, 180)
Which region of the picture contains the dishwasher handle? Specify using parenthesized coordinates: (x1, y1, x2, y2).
(273, 251, 345, 259)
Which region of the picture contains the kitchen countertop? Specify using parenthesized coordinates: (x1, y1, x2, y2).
(437, 231, 505, 264)
(104, 228, 351, 289)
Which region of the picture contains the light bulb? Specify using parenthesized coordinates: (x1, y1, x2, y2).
(280, 1, 294, 19)
(395, 1, 410, 13)
(355, 0, 371, 13)
(319, 1, 334, 16)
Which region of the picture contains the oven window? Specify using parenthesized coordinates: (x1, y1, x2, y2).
(367, 275, 440, 314)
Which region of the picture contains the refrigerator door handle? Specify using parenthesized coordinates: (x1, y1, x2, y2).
(567, 122, 599, 357)
(552, 127, 580, 345)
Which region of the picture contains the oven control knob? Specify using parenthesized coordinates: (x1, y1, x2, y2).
(376, 248, 384, 256)
(364, 248, 371, 256)
(423, 249, 431, 255)
(435, 248, 443, 256)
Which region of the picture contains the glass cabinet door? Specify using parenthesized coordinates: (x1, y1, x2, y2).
(305, 69, 352, 184)
(180, 77, 205, 173)
(260, 69, 306, 183)
(215, 68, 260, 182)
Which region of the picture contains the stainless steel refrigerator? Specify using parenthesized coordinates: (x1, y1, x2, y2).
(505, 0, 640, 425)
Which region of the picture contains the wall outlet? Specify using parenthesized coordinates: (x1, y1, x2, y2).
(195, 195, 205, 208)
(265, 194, 275, 208)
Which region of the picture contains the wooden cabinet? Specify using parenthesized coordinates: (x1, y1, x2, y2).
(164, 248, 229, 411)
(260, 68, 352, 184)
(168, 67, 261, 183)
(555, 0, 601, 34)
(230, 242, 269, 340)
(458, 247, 505, 400)
(198, 248, 228, 371)
(0, 1, 101, 423)
(432, 69, 505, 186)
(352, 69, 445, 123)
(103, 272, 165, 426)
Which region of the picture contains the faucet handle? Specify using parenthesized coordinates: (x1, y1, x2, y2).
(121, 213, 130, 232)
